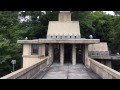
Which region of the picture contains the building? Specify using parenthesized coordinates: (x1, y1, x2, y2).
(2, 11, 119, 79)
(17, 11, 100, 68)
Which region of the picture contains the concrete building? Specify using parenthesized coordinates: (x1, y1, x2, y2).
(17, 11, 101, 68)
(88, 42, 112, 68)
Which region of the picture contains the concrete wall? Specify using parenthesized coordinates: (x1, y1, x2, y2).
(0, 57, 49, 79)
(89, 58, 120, 79)
(59, 11, 71, 21)
(88, 42, 109, 51)
(22, 44, 46, 68)
(47, 11, 80, 36)
(23, 44, 31, 55)
(47, 21, 81, 36)
(23, 57, 41, 68)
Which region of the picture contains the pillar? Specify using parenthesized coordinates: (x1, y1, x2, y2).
(48, 44, 54, 65)
(23, 44, 31, 68)
(41, 44, 45, 56)
(84, 44, 90, 68)
(60, 44, 64, 65)
(82, 45, 85, 64)
(72, 44, 76, 65)
(106, 61, 112, 68)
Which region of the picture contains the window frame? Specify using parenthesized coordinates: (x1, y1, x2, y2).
(31, 44, 39, 55)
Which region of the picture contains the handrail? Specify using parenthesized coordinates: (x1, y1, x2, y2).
(89, 58, 120, 79)
(0, 57, 49, 79)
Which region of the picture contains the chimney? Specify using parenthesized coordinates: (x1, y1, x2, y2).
(59, 11, 71, 21)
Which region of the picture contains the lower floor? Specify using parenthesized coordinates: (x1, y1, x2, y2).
(47, 44, 89, 66)
(36, 63, 101, 79)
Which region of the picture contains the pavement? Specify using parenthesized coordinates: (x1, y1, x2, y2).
(36, 63, 101, 79)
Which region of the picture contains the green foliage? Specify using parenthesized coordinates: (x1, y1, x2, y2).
(114, 11, 120, 16)
(0, 11, 23, 77)
(112, 61, 120, 72)
(92, 12, 113, 42)
(109, 16, 120, 53)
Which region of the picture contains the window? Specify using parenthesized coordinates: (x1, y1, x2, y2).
(31, 44, 39, 55)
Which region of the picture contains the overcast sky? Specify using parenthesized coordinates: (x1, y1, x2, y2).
(42, 11, 115, 15)
(103, 11, 114, 15)
(20, 11, 115, 22)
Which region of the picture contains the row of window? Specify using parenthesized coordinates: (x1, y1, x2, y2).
(47, 35, 81, 39)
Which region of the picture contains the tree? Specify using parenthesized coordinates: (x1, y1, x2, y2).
(114, 11, 120, 16)
(0, 11, 24, 77)
(91, 12, 113, 43)
(109, 16, 120, 53)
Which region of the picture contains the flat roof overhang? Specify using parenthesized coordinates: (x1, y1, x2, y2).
(17, 39, 100, 44)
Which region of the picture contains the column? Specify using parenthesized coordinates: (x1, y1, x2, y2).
(72, 44, 76, 65)
(60, 44, 64, 65)
(41, 44, 45, 56)
(106, 61, 112, 68)
(48, 44, 54, 65)
(84, 44, 90, 68)
(23, 44, 31, 68)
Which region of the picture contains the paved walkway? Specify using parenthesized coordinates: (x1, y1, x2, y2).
(36, 63, 101, 79)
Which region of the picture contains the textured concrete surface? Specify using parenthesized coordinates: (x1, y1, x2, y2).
(36, 63, 101, 79)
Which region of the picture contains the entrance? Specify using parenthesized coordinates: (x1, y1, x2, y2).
(52, 44, 84, 64)
(64, 44, 72, 64)
(53, 44, 60, 63)
(76, 44, 84, 64)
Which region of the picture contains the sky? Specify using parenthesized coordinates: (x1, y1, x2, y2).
(20, 11, 115, 22)
(41, 11, 115, 15)
(103, 11, 114, 15)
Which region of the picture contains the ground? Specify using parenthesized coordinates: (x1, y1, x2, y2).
(36, 63, 101, 79)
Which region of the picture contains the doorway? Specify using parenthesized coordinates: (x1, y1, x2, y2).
(64, 44, 72, 64)
(53, 44, 60, 63)
(76, 44, 84, 64)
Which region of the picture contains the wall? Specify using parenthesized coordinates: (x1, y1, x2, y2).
(59, 11, 71, 21)
(22, 44, 46, 68)
(23, 57, 42, 68)
(88, 42, 108, 51)
(47, 21, 81, 36)
(0, 57, 49, 79)
(89, 58, 120, 79)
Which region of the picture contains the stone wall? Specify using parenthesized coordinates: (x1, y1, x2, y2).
(88, 42, 109, 51)
(22, 44, 46, 68)
(0, 57, 49, 79)
(89, 58, 120, 79)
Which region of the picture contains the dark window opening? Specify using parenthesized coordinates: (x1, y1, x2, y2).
(45, 44, 48, 56)
(31, 44, 39, 55)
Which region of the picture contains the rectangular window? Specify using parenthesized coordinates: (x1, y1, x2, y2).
(31, 44, 39, 55)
